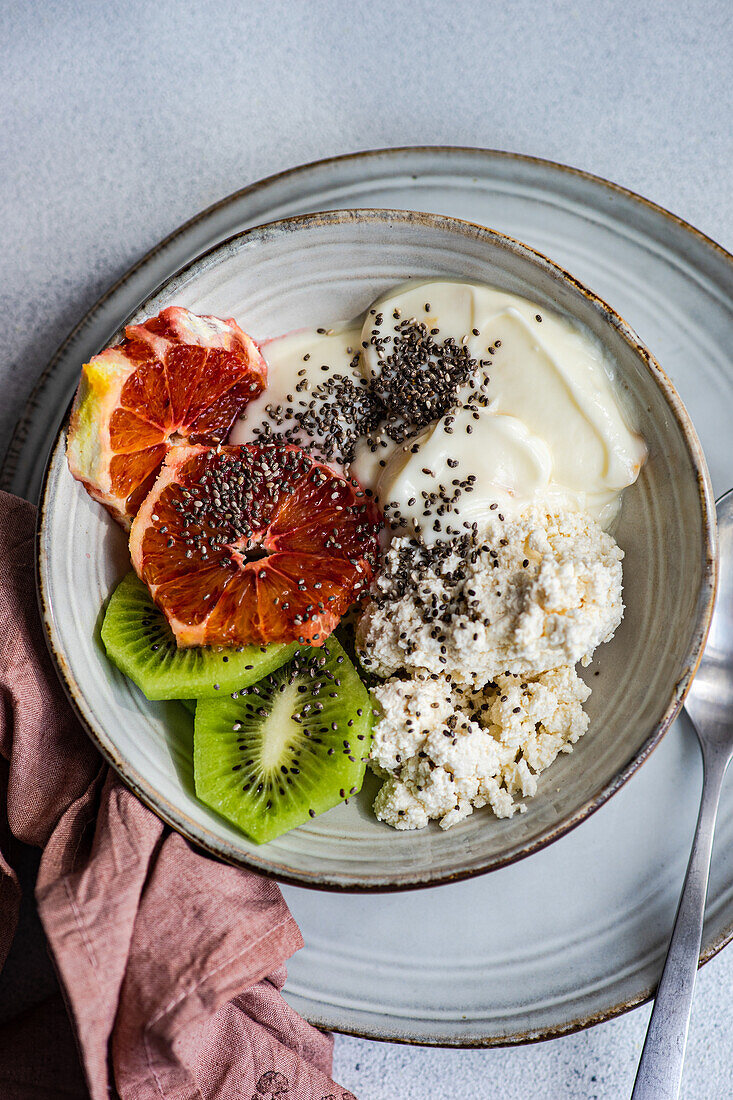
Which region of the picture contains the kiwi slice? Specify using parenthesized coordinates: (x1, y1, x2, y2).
(194, 636, 373, 843)
(101, 572, 298, 700)
(334, 620, 380, 689)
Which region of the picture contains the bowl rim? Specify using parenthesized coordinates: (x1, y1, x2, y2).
(36, 207, 718, 891)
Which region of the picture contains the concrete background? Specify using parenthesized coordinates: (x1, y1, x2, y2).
(2, 1, 732, 1096)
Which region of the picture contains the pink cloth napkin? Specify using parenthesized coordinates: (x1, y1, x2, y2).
(0, 490, 354, 1100)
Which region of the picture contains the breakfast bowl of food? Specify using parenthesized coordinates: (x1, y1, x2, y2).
(37, 209, 716, 889)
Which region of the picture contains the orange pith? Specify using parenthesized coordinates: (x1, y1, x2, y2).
(66, 307, 267, 527)
(129, 443, 383, 648)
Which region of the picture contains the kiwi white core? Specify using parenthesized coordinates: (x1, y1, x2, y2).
(258, 683, 303, 772)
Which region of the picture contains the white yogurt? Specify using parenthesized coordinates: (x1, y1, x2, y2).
(231, 321, 362, 460)
(231, 281, 646, 539)
(354, 281, 645, 536)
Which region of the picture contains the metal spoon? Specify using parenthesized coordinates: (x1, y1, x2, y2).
(632, 488, 730, 1098)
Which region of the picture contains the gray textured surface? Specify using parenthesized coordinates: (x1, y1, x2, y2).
(1, 1, 732, 1096)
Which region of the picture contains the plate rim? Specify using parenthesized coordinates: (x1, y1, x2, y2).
(8, 146, 732, 1046)
(36, 206, 717, 893)
(4, 144, 733, 495)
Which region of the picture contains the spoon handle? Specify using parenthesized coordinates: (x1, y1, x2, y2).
(631, 750, 729, 1100)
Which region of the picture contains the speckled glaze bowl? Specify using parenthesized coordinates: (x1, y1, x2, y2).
(37, 210, 716, 890)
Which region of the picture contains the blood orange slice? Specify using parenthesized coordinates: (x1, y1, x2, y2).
(129, 443, 383, 647)
(66, 307, 267, 527)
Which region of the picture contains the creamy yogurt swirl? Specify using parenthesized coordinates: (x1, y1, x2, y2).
(232, 280, 646, 536)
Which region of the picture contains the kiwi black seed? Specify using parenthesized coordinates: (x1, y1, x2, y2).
(101, 572, 297, 700)
(193, 636, 373, 843)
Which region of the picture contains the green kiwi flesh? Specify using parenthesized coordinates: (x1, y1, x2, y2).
(101, 572, 298, 700)
(194, 636, 373, 843)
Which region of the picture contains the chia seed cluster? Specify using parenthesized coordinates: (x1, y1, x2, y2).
(245, 305, 498, 472)
(358, 526, 518, 670)
(163, 444, 314, 553)
(144, 444, 382, 645)
(156, 444, 378, 560)
(367, 309, 493, 432)
(250, 364, 381, 466)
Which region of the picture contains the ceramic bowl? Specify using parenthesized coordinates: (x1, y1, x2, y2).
(37, 209, 717, 890)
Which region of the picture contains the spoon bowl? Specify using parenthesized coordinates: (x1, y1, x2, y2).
(685, 491, 733, 741)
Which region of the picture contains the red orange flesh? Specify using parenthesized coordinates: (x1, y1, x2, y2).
(129, 443, 383, 647)
(66, 307, 267, 527)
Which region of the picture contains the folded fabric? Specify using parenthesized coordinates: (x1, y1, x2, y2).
(0, 490, 352, 1100)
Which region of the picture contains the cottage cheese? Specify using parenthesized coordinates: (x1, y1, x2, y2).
(357, 507, 623, 688)
(371, 665, 591, 829)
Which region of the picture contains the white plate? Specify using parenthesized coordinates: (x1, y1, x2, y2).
(7, 149, 733, 1044)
